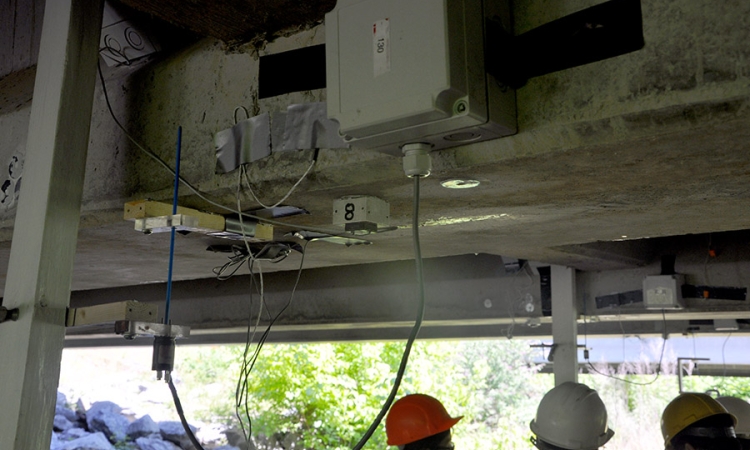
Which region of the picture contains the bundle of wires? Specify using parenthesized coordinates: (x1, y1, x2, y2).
(231, 164, 311, 444)
(98, 60, 428, 450)
(97, 62, 318, 450)
(96, 60, 355, 239)
(583, 306, 668, 386)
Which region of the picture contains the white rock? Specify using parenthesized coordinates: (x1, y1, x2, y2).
(59, 432, 115, 450)
(159, 421, 198, 450)
(135, 437, 182, 450)
(86, 401, 129, 443)
(54, 414, 76, 432)
(127, 415, 160, 440)
(59, 427, 89, 442)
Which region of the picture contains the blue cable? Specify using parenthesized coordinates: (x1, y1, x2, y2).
(164, 126, 182, 324)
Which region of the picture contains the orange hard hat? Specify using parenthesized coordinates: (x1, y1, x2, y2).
(385, 394, 462, 446)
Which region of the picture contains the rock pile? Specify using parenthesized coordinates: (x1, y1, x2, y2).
(52, 392, 242, 450)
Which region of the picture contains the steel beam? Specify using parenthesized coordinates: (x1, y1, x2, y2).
(59, 253, 750, 346)
(551, 265, 578, 384)
(0, 0, 103, 448)
(67, 254, 543, 337)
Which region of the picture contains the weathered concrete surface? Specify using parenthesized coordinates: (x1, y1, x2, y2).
(0, 0, 747, 296)
(119, 0, 336, 44)
(0, 0, 44, 79)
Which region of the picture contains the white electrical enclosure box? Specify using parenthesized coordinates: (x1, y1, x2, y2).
(643, 275, 685, 310)
(325, 0, 516, 155)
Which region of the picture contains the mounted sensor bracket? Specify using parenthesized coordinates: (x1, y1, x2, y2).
(115, 320, 191, 382)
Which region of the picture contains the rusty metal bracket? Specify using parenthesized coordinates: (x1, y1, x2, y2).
(0, 306, 19, 324)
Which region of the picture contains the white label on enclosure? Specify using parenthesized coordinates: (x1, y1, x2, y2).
(373, 18, 390, 77)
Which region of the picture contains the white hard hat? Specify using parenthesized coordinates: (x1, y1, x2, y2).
(717, 396, 750, 437)
(530, 382, 615, 450)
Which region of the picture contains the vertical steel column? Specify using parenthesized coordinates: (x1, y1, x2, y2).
(0, 0, 104, 448)
(551, 265, 578, 385)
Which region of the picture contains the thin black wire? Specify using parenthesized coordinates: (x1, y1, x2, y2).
(234, 259, 256, 442)
(351, 175, 426, 450)
(704, 233, 713, 285)
(96, 60, 358, 239)
(99, 43, 132, 66)
(240, 241, 309, 437)
(213, 244, 292, 280)
(721, 332, 733, 391)
(168, 378, 207, 450)
(234, 240, 311, 444)
(234, 258, 275, 442)
(584, 309, 668, 386)
(213, 246, 251, 280)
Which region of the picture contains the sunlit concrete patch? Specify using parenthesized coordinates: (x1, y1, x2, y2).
(398, 213, 513, 229)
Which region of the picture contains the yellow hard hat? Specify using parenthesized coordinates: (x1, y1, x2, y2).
(661, 393, 737, 445)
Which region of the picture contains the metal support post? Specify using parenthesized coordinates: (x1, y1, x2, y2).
(551, 265, 579, 385)
(0, 0, 104, 448)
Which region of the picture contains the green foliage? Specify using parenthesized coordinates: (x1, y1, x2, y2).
(173, 345, 243, 423)
(235, 339, 546, 450)
(243, 342, 405, 449)
(174, 340, 750, 450)
(683, 375, 750, 399)
(580, 371, 676, 449)
(176, 339, 546, 450)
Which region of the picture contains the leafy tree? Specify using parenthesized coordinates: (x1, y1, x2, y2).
(683, 375, 750, 399)
(243, 342, 406, 449)
(236, 339, 545, 449)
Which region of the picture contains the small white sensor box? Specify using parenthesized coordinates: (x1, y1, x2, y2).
(643, 275, 685, 309)
(333, 196, 390, 233)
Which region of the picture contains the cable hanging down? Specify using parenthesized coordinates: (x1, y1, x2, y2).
(168, 378, 206, 450)
(351, 175, 427, 450)
(97, 61, 321, 450)
(98, 59, 426, 450)
(234, 241, 310, 443)
(583, 307, 668, 386)
(231, 164, 312, 444)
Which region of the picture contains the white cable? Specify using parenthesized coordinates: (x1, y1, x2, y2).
(242, 160, 316, 210)
(236, 169, 266, 349)
(234, 169, 267, 444)
(98, 61, 358, 239)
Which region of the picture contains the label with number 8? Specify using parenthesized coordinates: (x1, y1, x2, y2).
(344, 203, 356, 221)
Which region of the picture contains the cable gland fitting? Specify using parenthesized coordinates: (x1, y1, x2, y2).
(401, 143, 432, 178)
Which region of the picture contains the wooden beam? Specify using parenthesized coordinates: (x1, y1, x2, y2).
(124, 199, 226, 231)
